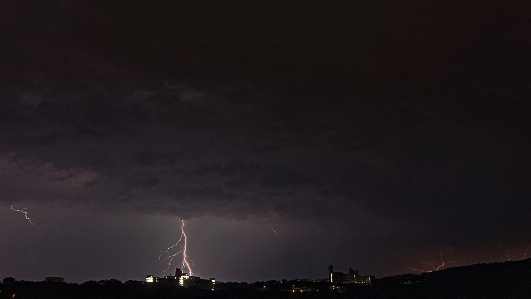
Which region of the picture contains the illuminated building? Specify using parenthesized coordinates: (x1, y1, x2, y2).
(147, 268, 215, 290)
(145, 274, 178, 285)
(163, 274, 178, 281)
(179, 275, 215, 290)
(211, 278, 216, 291)
(179, 274, 189, 286)
(328, 265, 373, 285)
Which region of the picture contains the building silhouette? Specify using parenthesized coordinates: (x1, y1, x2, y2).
(328, 265, 373, 285)
(146, 268, 215, 290)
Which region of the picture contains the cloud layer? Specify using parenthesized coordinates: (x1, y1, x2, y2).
(1, 0, 530, 255)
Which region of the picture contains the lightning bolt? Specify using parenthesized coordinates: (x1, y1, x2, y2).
(181, 220, 194, 276)
(495, 243, 511, 261)
(433, 246, 469, 271)
(270, 226, 280, 238)
(149, 232, 184, 271)
(402, 246, 468, 273)
(150, 219, 195, 277)
(10, 205, 38, 266)
(10, 205, 35, 225)
(404, 255, 437, 273)
(524, 244, 530, 260)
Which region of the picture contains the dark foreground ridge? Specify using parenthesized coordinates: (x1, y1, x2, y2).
(1, 259, 530, 299)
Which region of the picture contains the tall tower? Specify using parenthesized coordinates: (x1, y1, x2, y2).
(328, 265, 334, 282)
(175, 268, 183, 278)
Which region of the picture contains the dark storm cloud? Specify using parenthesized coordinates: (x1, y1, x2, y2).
(131, 150, 180, 166)
(1, 0, 530, 249)
(192, 162, 316, 190)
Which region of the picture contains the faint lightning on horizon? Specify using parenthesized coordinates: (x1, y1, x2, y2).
(432, 246, 469, 271)
(523, 245, 530, 260)
(495, 243, 511, 261)
(401, 246, 469, 273)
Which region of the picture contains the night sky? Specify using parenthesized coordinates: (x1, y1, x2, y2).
(1, 0, 530, 283)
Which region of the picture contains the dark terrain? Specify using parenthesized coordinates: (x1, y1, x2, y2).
(2, 259, 530, 299)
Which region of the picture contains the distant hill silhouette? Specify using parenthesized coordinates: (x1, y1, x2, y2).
(369, 258, 531, 298)
(1, 259, 530, 298)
